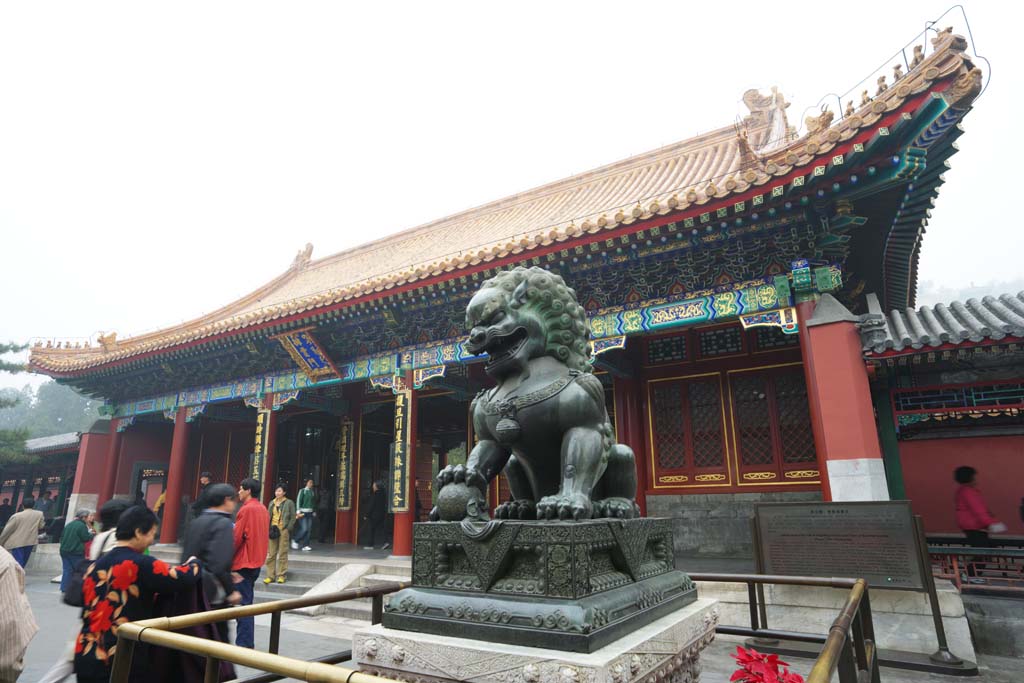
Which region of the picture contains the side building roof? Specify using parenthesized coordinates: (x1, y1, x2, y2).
(24, 432, 81, 455)
(860, 291, 1024, 355)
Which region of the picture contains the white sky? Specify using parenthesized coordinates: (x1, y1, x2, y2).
(1, 1, 1021, 390)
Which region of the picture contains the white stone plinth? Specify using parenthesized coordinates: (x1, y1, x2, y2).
(352, 598, 718, 683)
(826, 457, 888, 501)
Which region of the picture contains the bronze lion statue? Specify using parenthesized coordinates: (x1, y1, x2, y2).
(431, 266, 639, 522)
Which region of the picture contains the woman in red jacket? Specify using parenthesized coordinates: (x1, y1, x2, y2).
(954, 466, 1007, 547)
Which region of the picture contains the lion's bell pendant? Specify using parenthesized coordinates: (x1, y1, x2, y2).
(494, 417, 521, 444)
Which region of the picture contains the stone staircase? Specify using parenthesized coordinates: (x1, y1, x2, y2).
(149, 544, 411, 623)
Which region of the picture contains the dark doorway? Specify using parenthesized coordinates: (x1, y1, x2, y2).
(357, 399, 395, 523)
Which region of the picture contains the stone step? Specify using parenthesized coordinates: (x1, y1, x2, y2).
(255, 579, 317, 596)
(359, 573, 411, 588)
(323, 598, 375, 621)
(371, 561, 412, 577)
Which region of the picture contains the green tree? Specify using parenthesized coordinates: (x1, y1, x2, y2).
(0, 342, 33, 471)
(0, 342, 27, 375)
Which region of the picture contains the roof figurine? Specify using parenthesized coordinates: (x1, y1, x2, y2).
(911, 44, 925, 68)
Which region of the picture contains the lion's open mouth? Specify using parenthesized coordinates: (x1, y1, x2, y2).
(478, 328, 528, 368)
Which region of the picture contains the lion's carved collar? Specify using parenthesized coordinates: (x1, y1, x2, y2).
(479, 369, 580, 416)
(477, 370, 581, 445)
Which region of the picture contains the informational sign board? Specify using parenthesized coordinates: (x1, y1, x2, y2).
(754, 501, 927, 591)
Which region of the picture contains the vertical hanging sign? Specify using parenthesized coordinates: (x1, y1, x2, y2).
(389, 388, 411, 512)
(336, 419, 354, 511)
(252, 409, 270, 483)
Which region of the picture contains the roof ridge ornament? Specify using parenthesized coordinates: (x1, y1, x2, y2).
(97, 331, 118, 352)
(291, 242, 314, 270)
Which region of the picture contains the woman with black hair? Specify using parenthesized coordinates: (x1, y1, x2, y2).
(73, 506, 200, 683)
(954, 466, 1007, 547)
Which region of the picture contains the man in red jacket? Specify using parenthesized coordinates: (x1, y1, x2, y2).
(233, 478, 269, 648)
(954, 466, 1007, 547)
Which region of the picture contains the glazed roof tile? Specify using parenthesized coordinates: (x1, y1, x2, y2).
(24, 432, 81, 454)
(861, 291, 1024, 355)
(31, 33, 975, 375)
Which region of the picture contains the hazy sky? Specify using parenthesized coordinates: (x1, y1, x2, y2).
(1, 1, 1020, 390)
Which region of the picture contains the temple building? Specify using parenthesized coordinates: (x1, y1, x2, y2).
(27, 30, 1017, 557)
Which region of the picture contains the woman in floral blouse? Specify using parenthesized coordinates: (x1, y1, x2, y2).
(74, 505, 200, 683)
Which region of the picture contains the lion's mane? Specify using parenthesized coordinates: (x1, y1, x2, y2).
(479, 266, 592, 373)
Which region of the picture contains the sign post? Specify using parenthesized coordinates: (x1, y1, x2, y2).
(752, 501, 976, 676)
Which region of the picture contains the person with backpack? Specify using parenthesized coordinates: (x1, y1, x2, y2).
(58, 509, 94, 594)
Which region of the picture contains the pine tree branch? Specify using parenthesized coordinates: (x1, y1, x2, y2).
(0, 342, 29, 374)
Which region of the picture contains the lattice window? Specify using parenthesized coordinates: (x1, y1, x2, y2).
(774, 370, 817, 464)
(688, 380, 725, 469)
(648, 335, 687, 364)
(698, 327, 743, 357)
(651, 383, 687, 469)
(755, 327, 800, 351)
(730, 374, 774, 466)
(893, 382, 1024, 413)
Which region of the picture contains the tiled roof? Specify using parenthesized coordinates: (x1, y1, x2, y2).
(860, 292, 1024, 355)
(24, 432, 81, 454)
(31, 33, 976, 375)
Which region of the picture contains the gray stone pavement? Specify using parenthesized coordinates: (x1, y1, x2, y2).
(20, 570, 1019, 682)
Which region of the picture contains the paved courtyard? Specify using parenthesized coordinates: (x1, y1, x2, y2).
(20, 570, 1018, 682)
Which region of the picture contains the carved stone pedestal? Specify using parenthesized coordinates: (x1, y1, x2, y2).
(354, 597, 719, 683)
(383, 518, 696, 652)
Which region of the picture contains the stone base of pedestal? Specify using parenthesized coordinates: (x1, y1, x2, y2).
(353, 598, 718, 683)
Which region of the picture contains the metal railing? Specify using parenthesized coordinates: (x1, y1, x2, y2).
(109, 581, 409, 683)
(930, 545, 1024, 594)
(690, 573, 879, 683)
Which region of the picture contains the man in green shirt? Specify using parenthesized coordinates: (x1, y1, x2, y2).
(59, 509, 94, 593)
(293, 479, 316, 552)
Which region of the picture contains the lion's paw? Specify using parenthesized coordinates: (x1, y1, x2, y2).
(593, 497, 639, 519)
(537, 492, 593, 521)
(495, 498, 536, 520)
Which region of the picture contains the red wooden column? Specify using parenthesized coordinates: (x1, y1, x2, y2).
(391, 372, 417, 557)
(613, 376, 647, 516)
(98, 419, 124, 505)
(797, 294, 886, 501)
(160, 407, 190, 543)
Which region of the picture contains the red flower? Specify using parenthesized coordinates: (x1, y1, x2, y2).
(88, 600, 114, 634)
(110, 560, 139, 591)
(731, 646, 804, 683)
(152, 559, 170, 576)
(82, 576, 97, 605)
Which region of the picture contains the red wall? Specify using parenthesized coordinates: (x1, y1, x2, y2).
(73, 432, 112, 496)
(900, 435, 1024, 535)
(113, 424, 173, 495)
